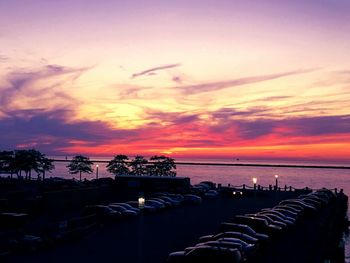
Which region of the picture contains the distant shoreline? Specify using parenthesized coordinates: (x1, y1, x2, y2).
(53, 159, 350, 170)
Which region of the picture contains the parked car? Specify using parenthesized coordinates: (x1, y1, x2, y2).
(276, 204, 304, 215)
(194, 241, 244, 255)
(270, 208, 299, 221)
(183, 194, 202, 204)
(199, 231, 259, 245)
(126, 201, 157, 213)
(299, 193, 328, 206)
(149, 198, 172, 208)
(280, 200, 317, 213)
(145, 200, 166, 209)
(190, 241, 250, 259)
(199, 181, 216, 189)
(258, 211, 296, 225)
(217, 237, 257, 257)
(82, 205, 121, 222)
(167, 245, 242, 263)
(219, 222, 269, 243)
(274, 205, 303, 217)
(196, 183, 211, 191)
(259, 212, 295, 227)
(109, 205, 138, 217)
(0, 213, 29, 229)
(246, 214, 288, 230)
(166, 193, 185, 203)
(191, 185, 208, 195)
(301, 198, 323, 209)
(232, 215, 282, 236)
(204, 190, 219, 199)
(154, 196, 181, 206)
(109, 203, 140, 214)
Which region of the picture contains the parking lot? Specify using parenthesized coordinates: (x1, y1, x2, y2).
(7, 195, 284, 263)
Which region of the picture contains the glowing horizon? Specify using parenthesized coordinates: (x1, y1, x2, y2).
(1, 1, 350, 162)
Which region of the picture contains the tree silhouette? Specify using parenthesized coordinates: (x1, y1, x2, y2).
(129, 155, 148, 176)
(13, 149, 43, 179)
(148, 155, 176, 177)
(37, 155, 55, 180)
(67, 155, 93, 181)
(107, 155, 130, 176)
(0, 150, 15, 178)
(0, 149, 54, 180)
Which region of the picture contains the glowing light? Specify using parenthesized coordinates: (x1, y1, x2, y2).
(95, 164, 99, 179)
(138, 197, 145, 209)
(252, 177, 257, 184)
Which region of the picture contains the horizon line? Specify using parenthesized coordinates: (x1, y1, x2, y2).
(52, 159, 350, 170)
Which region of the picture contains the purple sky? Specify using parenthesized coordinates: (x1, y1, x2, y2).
(0, 0, 350, 160)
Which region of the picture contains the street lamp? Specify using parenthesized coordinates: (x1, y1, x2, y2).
(138, 196, 145, 209)
(96, 164, 99, 180)
(137, 195, 145, 263)
(252, 177, 257, 189)
(275, 174, 278, 189)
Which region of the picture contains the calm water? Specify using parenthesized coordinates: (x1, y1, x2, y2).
(51, 156, 350, 193)
(34, 157, 350, 261)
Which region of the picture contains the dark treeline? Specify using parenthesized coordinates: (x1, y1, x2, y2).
(0, 149, 54, 180)
(0, 149, 176, 181)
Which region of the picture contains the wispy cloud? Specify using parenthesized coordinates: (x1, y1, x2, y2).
(0, 55, 8, 62)
(0, 64, 90, 114)
(143, 107, 350, 144)
(207, 107, 350, 140)
(131, 63, 181, 79)
(174, 69, 316, 94)
(172, 76, 183, 84)
(114, 84, 153, 100)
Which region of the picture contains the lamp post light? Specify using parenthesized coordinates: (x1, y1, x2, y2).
(275, 174, 279, 189)
(137, 194, 145, 263)
(138, 196, 145, 210)
(252, 177, 257, 198)
(252, 177, 257, 190)
(96, 164, 99, 180)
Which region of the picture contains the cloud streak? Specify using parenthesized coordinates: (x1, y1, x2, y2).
(131, 63, 181, 79)
(0, 64, 90, 114)
(0, 55, 8, 62)
(174, 69, 316, 94)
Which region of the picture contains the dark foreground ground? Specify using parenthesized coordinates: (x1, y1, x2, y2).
(5, 192, 346, 263)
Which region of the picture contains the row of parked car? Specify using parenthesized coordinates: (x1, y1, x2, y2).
(166, 189, 336, 263)
(94, 181, 219, 220)
(81, 192, 203, 222)
(0, 191, 204, 259)
(191, 182, 220, 199)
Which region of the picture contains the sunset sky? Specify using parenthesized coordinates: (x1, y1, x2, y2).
(1, 0, 350, 161)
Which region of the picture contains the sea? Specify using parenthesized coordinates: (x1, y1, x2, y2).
(51, 156, 350, 194)
(12, 156, 350, 261)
